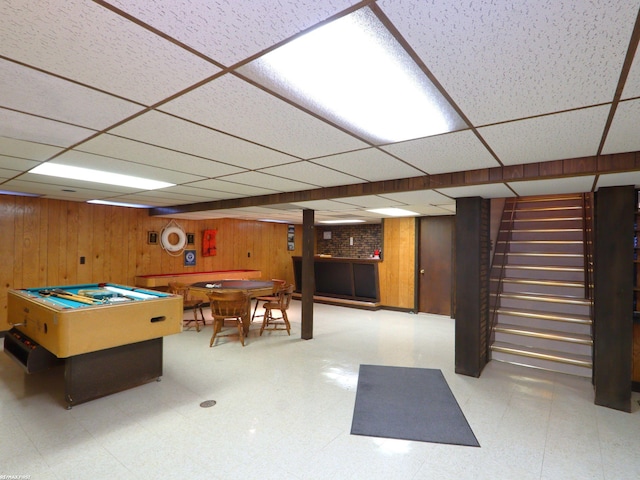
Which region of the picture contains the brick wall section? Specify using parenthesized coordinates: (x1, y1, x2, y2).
(316, 224, 382, 258)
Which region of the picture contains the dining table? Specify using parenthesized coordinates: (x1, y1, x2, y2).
(190, 279, 275, 335)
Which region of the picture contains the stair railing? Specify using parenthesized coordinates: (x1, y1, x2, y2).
(582, 193, 594, 301)
(489, 197, 518, 339)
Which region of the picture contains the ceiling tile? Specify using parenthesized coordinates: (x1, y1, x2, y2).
(259, 161, 362, 187)
(107, 0, 360, 66)
(0, 0, 220, 105)
(331, 195, 405, 208)
(0, 137, 63, 161)
(380, 130, 498, 174)
(379, 0, 639, 125)
(312, 148, 424, 181)
(508, 176, 596, 196)
(220, 171, 316, 192)
(595, 171, 640, 189)
(0, 155, 39, 172)
(622, 47, 640, 99)
(54, 150, 204, 184)
(479, 106, 609, 165)
(601, 99, 640, 155)
(110, 111, 298, 169)
(0, 60, 144, 130)
(159, 74, 368, 158)
(185, 178, 279, 197)
(437, 183, 515, 199)
(1, 178, 133, 200)
(76, 134, 243, 178)
(291, 199, 362, 211)
(378, 189, 454, 206)
(0, 109, 95, 147)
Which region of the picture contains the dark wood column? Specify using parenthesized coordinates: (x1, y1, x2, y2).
(301, 209, 315, 340)
(454, 197, 490, 377)
(594, 185, 634, 412)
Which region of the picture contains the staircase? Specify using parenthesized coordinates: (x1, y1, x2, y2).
(489, 194, 594, 378)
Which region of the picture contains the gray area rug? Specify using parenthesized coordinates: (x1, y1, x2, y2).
(350, 365, 480, 447)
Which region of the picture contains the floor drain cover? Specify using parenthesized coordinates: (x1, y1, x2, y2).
(200, 400, 217, 408)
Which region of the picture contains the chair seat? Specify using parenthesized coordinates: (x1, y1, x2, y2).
(169, 281, 206, 332)
(208, 290, 250, 347)
(260, 284, 293, 336)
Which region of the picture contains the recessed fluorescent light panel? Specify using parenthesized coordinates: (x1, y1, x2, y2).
(367, 207, 418, 217)
(240, 7, 466, 144)
(87, 200, 154, 208)
(30, 163, 175, 190)
(0, 190, 41, 197)
(319, 219, 366, 224)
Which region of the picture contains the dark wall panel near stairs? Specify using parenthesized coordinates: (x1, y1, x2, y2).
(594, 186, 634, 412)
(455, 197, 490, 377)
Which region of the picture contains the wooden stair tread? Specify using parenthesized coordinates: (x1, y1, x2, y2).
(493, 292, 591, 305)
(494, 323, 593, 345)
(491, 341, 592, 368)
(491, 278, 584, 288)
(494, 252, 583, 257)
(496, 307, 592, 324)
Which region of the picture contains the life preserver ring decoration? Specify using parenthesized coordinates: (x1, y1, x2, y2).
(160, 222, 187, 254)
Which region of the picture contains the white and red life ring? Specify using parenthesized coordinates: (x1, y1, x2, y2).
(161, 225, 186, 253)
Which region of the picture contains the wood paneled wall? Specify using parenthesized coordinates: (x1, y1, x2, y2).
(1, 196, 415, 330)
(378, 217, 416, 309)
(0, 196, 303, 330)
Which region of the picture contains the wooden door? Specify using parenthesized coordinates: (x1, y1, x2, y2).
(418, 216, 454, 315)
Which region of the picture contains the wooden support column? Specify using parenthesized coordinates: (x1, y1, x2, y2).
(594, 185, 634, 412)
(454, 197, 490, 377)
(301, 209, 315, 340)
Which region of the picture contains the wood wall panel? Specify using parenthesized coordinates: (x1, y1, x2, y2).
(0, 195, 412, 330)
(378, 217, 415, 309)
(0, 198, 300, 330)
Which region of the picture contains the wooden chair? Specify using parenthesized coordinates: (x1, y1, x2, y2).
(208, 290, 250, 347)
(260, 284, 294, 336)
(251, 279, 286, 322)
(168, 281, 205, 332)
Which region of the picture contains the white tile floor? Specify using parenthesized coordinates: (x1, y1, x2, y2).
(1, 301, 639, 480)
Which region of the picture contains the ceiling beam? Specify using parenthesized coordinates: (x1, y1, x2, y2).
(149, 150, 640, 216)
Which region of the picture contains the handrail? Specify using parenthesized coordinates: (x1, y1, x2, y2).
(489, 197, 518, 338)
(581, 193, 594, 301)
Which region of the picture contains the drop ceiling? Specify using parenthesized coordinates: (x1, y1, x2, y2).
(1, 0, 640, 224)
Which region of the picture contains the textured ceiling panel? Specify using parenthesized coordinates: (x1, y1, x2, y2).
(0, 0, 219, 105)
(219, 171, 317, 192)
(110, 111, 298, 169)
(1, 2, 640, 222)
(622, 50, 640, 99)
(0, 110, 95, 147)
(107, 0, 360, 66)
(54, 150, 204, 185)
(379, 0, 639, 125)
(76, 134, 242, 178)
(380, 130, 499, 174)
(0, 137, 63, 161)
(479, 106, 609, 165)
(331, 195, 405, 208)
(378, 189, 454, 206)
(0, 60, 144, 130)
(159, 74, 368, 158)
(312, 148, 424, 181)
(437, 183, 515, 199)
(0, 155, 40, 172)
(508, 176, 596, 196)
(601, 99, 640, 155)
(596, 171, 640, 189)
(185, 178, 279, 197)
(259, 161, 363, 187)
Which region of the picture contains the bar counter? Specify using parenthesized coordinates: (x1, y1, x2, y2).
(292, 256, 380, 307)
